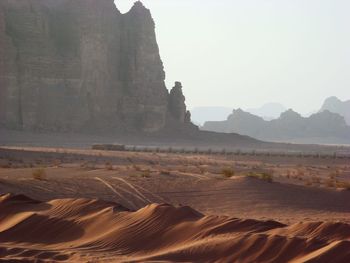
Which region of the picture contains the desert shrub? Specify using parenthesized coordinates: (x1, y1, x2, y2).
(325, 179, 335, 188)
(198, 166, 205, 174)
(260, 172, 273, 183)
(105, 162, 113, 170)
(329, 173, 337, 180)
(222, 168, 235, 178)
(52, 159, 61, 167)
(141, 169, 151, 178)
(297, 170, 305, 176)
(247, 172, 273, 183)
(161, 170, 171, 175)
(335, 181, 350, 190)
(311, 177, 321, 184)
(32, 168, 47, 181)
(286, 171, 291, 179)
(0, 162, 11, 168)
(304, 180, 312, 186)
(133, 165, 142, 171)
(148, 160, 156, 165)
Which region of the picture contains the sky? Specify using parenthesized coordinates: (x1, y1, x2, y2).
(115, 0, 350, 115)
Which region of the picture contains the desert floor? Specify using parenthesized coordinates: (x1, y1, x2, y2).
(0, 147, 350, 262)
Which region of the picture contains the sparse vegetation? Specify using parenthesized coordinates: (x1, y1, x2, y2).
(161, 170, 171, 175)
(0, 162, 11, 168)
(105, 162, 113, 170)
(311, 176, 321, 184)
(304, 180, 312, 187)
(325, 179, 335, 188)
(133, 165, 142, 171)
(141, 169, 151, 178)
(198, 166, 206, 174)
(221, 168, 235, 178)
(335, 181, 350, 190)
(32, 168, 47, 181)
(247, 172, 273, 183)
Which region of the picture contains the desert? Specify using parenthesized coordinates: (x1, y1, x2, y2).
(1, 0, 350, 262)
(0, 146, 350, 262)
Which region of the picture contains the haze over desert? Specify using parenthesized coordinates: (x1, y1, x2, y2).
(1, 0, 350, 262)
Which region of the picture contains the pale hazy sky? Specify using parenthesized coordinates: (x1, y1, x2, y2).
(115, 0, 350, 114)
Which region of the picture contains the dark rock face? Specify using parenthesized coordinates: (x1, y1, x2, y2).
(202, 108, 350, 144)
(168, 81, 187, 123)
(0, 0, 189, 133)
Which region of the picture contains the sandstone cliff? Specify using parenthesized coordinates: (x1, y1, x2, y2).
(0, 0, 192, 133)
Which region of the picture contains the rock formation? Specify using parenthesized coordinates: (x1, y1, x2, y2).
(202, 108, 350, 144)
(168, 82, 187, 123)
(320, 96, 350, 126)
(0, 0, 192, 133)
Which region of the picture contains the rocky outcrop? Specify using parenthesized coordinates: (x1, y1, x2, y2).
(168, 82, 187, 123)
(0, 0, 191, 133)
(202, 108, 350, 144)
(320, 96, 350, 126)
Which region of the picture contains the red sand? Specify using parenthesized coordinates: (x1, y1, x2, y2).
(0, 193, 350, 262)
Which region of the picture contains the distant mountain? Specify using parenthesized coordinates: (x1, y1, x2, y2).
(320, 97, 350, 125)
(245, 103, 287, 120)
(202, 108, 350, 144)
(190, 103, 286, 125)
(190, 107, 233, 125)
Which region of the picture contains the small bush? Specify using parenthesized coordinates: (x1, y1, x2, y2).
(161, 170, 171, 175)
(335, 181, 350, 190)
(325, 179, 335, 188)
(304, 180, 312, 186)
(0, 162, 11, 168)
(133, 165, 142, 171)
(141, 169, 151, 178)
(222, 168, 235, 178)
(32, 168, 47, 181)
(198, 167, 205, 174)
(311, 177, 321, 184)
(260, 172, 273, 183)
(247, 172, 273, 183)
(105, 162, 113, 170)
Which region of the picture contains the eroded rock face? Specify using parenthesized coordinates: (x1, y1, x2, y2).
(168, 81, 187, 123)
(0, 0, 187, 133)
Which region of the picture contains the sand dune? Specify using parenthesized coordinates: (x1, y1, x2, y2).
(0, 194, 349, 262)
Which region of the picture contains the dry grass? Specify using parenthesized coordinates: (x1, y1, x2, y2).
(324, 179, 335, 188)
(141, 169, 151, 178)
(105, 162, 113, 170)
(335, 181, 350, 190)
(0, 162, 12, 168)
(221, 168, 235, 178)
(133, 165, 142, 172)
(246, 172, 273, 183)
(161, 170, 171, 175)
(32, 168, 47, 181)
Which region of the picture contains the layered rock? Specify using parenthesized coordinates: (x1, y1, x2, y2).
(0, 0, 191, 133)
